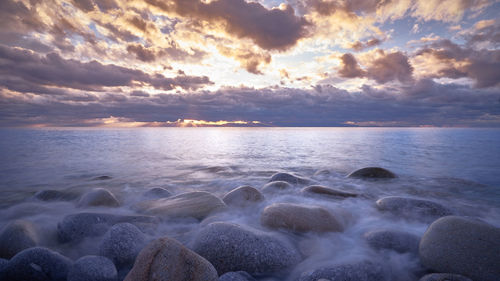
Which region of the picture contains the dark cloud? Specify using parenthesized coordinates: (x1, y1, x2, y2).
(127, 44, 156, 62)
(338, 53, 365, 78)
(466, 20, 500, 47)
(350, 38, 382, 51)
(127, 42, 208, 63)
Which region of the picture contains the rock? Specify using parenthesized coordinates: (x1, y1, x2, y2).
(0, 258, 8, 271)
(347, 167, 396, 179)
(419, 216, 500, 281)
(419, 273, 473, 281)
(57, 212, 158, 243)
(192, 222, 301, 275)
(261, 181, 292, 193)
(33, 189, 80, 202)
(0, 220, 38, 259)
(299, 261, 384, 281)
(363, 229, 420, 254)
(99, 223, 146, 269)
(219, 271, 257, 281)
(376, 196, 453, 222)
(78, 188, 120, 208)
(67, 255, 117, 281)
(142, 187, 172, 199)
(135, 191, 226, 220)
(0, 247, 72, 281)
(261, 203, 343, 233)
(93, 175, 112, 180)
(301, 185, 357, 198)
(124, 236, 218, 281)
(222, 186, 264, 207)
(269, 172, 310, 185)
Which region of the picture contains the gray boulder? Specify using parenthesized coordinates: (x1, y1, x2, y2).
(364, 229, 420, 254)
(299, 261, 385, 281)
(419, 216, 500, 281)
(33, 189, 80, 202)
(419, 273, 473, 281)
(192, 222, 301, 275)
(261, 203, 343, 233)
(57, 212, 158, 243)
(376, 196, 453, 222)
(219, 271, 257, 281)
(269, 172, 310, 185)
(142, 187, 172, 199)
(0, 220, 38, 259)
(124, 236, 218, 281)
(0, 247, 72, 281)
(78, 188, 120, 207)
(99, 223, 146, 269)
(67, 255, 117, 281)
(261, 181, 292, 193)
(135, 191, 226, 220)
(222, 186, 264, 207)
(347, 167, 396, 179)
(301, 185, 357, 198)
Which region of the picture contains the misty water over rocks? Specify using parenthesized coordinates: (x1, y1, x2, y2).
(0, 128, 499, 281)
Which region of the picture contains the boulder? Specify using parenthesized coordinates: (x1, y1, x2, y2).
(363, 229, 420, 254)
(301, 185, 357, 198)
(376, 196, 453, 222)
(135, 191, 226, 220)
(192, 222, 301, 275)
(222, 186, 264, 207)
(261, 181, 292, 193)
(219, 271, 257, 281)
(0, 220, 38, 259)
(77, 188, 120, 207)
(0, 258, 8, 271)
(93, 176, 112, 180)
(419, 273, 473, 281)
(419, 216, 500, 281)
(57, 212, 158, 243)
(0, 247, 72, 281)
(142, 187, 172, 199)
(33, 189, 80, 202)
(99, 223, 146, 269)
(269, 172, 310, 185)
(261, 203, 343, 233)
(67, 255, 117, 281)
(347, 167, 396, 179)
(124, 236, 218, 281)
(299, 261, 384, 281)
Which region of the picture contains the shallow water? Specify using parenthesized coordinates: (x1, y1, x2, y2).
(0, 127, 499, 280)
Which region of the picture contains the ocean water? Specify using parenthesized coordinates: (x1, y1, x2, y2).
(0, 127, 499, 280)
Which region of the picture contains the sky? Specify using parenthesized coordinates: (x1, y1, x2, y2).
(0, 0, 499, 127)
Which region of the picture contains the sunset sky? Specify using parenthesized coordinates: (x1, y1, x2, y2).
(1, 0, 499, 127)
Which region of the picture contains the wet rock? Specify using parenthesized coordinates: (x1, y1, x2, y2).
(299, 261, 384, 281)
(364, 229, 420, 254)
(269, 172, 310, 185)
(419, 216, 500, 281)
(261, 203, 343, 233)
(301, 185, 357, 198)
(261, 181, 292, 193)
(135, 191, 226, 220)
(419, 273, 473, 281)
(67, 255, 117, 281)
(0, 220, 38, 259)
(219, 271, 257, 281)
(0, 247, 72, 281)
(57, 212, 158, 243)
(99, 223, 146, 269)
(124, 236, 218, 281)
(192, 222, 301, 275)
(0, 258, 8, 271)
(33, 189, 80, 202)
(376, 196, 453, 222)
(78, 188, 120, 208)
(142, 187, 172, 199)
(347, 167, 396, 179)
(222, 186, 264, 207)
(93, 175, 112, 180)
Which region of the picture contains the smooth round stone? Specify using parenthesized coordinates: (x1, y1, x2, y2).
(269, 172, 310, 185)
(0, 258, 8, 271)
(376, 196, 453, 221)
(219, 271, 257, 281)
(142, 187, 172, 199)
(261, 203, 343, 233)
(419, 216, 500, 281)
(301, 185, 357, 198)
(57, 212, 158, 243)
(222, 186, 264, 207)
(363, 229, 420, 254)
(261, 181, 292, 193)
(77, 188, 120, 208)
(347, 167, 396, 179)
(192, 222, 301, 275)
(0, 247, 72, 281)
(299, 261, 384, 281)
(33, 189, 80, 202)
(124, 236, 218, 281)
(67, 255, 117, 281)
(135, 191, 226, 220)
(99, 223, 146, 269)
(419, 273, 473, 281)
(0, 220, 38, 259)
